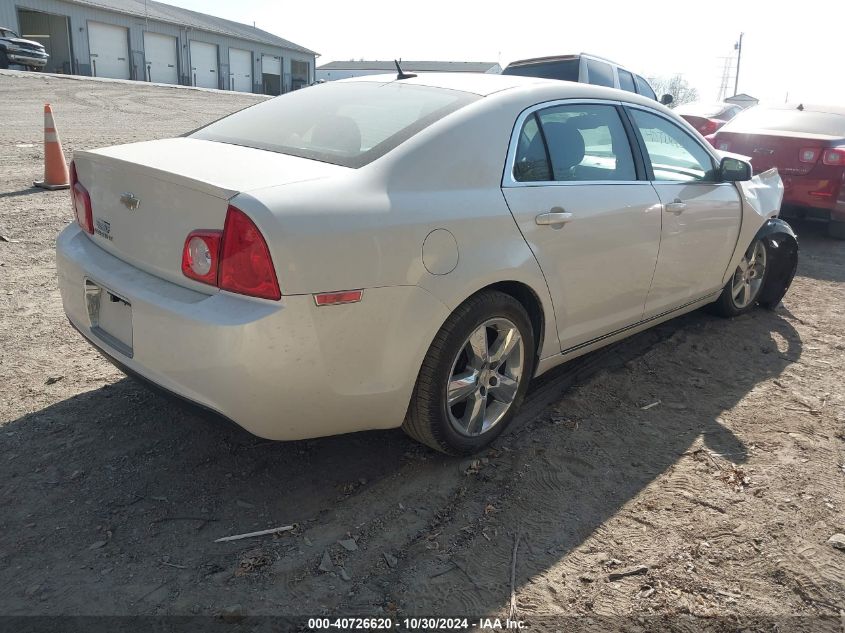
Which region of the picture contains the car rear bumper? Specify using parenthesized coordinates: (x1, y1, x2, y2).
(7, 51, 48, 67)
(781, 174, 845, 222)
(57, 224, 449, 440)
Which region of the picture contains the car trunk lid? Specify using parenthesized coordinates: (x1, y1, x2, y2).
(715, 131, 834, 176)
(73, 137, 346, 291)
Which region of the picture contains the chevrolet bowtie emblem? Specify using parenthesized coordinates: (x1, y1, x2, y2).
(120, 192, 140, 210)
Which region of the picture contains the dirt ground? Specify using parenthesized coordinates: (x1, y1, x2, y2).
(1, 70, 844, 629)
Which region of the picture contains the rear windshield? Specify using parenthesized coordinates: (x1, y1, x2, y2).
(503, 59, 580, 82)
(722, 107, 845, 137)
(677, 103, 732, 118)
(191, 82, 479, 168)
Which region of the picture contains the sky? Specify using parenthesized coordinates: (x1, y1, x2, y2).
(166, 0, 842, 106)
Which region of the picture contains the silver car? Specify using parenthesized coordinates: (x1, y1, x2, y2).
(57, 72, 797, 455)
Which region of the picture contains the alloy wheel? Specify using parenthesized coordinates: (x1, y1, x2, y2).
(731, 240, 767, 309)
(445, 318, 525, 437)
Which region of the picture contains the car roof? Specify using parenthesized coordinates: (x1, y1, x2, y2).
(339, 72, 562, 96)
(338, 71, 663, 103)
(506, 52, 627, 70)
(765, 103, 845, 117)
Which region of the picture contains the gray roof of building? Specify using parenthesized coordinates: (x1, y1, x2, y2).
(66, 0, 316, 54)
(318, 60, 500, 73)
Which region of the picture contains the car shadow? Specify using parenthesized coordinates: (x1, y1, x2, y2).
(0, 186, 42, 200)
(0, 307, 801, 616)
(359, 306, 803, 616)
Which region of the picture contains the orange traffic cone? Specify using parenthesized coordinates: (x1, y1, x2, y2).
(34, 103, 70, 190)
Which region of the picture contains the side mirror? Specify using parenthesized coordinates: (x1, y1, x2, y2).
(719, 156, 752, 182)
(660, 93, 674, 106)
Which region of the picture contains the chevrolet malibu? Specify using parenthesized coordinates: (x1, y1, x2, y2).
(57, 73, 797, 455)
(711, 103, 845, 239)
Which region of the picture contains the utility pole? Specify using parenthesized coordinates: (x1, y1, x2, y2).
(733, 32, 744, 96)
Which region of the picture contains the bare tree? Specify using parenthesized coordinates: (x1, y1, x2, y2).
(648, 75, 699, 108)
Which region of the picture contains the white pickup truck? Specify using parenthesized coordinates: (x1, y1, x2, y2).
(0, 26, 49, 71)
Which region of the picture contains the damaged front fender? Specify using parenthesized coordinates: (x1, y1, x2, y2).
(755, 219, 798, 309)
(724, 167, 798, 309)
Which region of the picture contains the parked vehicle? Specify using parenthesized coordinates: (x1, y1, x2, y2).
(0, 26, 48, 71)
(712, 104, 845, 239)
(57, 73, 796, 455)
(676, 101, 744, 135)
(502, 53, 673, 105)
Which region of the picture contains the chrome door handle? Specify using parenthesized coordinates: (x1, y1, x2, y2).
(535, 211, 574, 227)
(664, 199, 687, 214)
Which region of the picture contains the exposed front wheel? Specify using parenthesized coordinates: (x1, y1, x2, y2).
(403, 291, 535, 455)
(710, 239, 769, 317)
(0, 50, 9, 70)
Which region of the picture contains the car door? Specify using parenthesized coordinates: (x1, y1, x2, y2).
(626, 107, 742, 317)
(502, 101, 663, 352)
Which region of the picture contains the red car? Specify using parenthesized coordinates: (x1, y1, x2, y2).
(676, 102, 743, 135)
(712, 104, 845, 239)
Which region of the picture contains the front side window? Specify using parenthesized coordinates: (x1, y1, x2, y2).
(585, 59, 615, 88)
(191, 82, 479, 168)
(513, 103, 637, 182)
(630, 109, 716, 182)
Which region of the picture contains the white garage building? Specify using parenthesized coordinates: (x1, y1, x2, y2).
(0, 0, 316, 94)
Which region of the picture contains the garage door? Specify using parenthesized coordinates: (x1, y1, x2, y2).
(261, 54, 281, 76)
(190, 41, 218, 89)
(229, 48, 252, 92)
(143, 32, 178, 84)
(87, 21, 129, 79)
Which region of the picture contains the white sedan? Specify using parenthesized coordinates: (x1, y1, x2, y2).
(57, 73, 797, 454)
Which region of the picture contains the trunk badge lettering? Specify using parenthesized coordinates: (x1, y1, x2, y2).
(94, 218, 113, 241)
(753, 148, 774, 155)
(120, 192, 140, 210)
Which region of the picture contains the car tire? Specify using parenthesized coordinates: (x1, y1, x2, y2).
(710, 238, 770, 317)
(0, 50, 9, 70)
(403, 290, 535, 455)
(828, 220, 845, 240)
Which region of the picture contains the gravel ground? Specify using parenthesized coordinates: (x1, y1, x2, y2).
(1, 70, 844, 629)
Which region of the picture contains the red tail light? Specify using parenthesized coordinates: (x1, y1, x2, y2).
(798, 147, 820, 164)
(822, 147, 845, 166)
(69, 162, 94, 234)
(181, 205, 280, 300)
(181, 230, 222, 285)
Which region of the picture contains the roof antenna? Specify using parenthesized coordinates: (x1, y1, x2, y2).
(796, 103, 804, 111)
(394, 59, 417, 80)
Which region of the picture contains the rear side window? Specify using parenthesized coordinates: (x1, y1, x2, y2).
(618, 69, 636, 93)
(514, 104, 637, 182)
(634, 75, 656, 100)
(630, 109, 716, 182)
(585, 59, 615, 88)
(513, 115, 551, 182)
(502, 59, 580, 82)
(190, 82, 479, 168)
